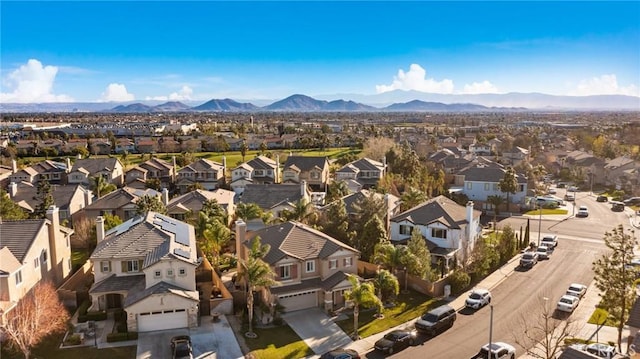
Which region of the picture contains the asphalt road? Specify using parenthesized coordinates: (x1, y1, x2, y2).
(365, 188, 628, 359)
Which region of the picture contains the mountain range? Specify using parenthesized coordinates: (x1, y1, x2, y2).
(1, 91, 638, 113)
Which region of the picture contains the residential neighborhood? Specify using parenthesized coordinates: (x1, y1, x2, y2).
(0, 111, 639, 359)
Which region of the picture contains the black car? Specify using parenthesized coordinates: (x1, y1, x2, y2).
(596, 195, 608, 202)
(170, 335, 193, 359)
(414, 304, 457, 336)
(320, 347, 360, 359)
(374, 329, 416, 355)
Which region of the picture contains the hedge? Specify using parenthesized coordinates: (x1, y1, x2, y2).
(106, 332, 138, 342)
(79, 310, 107, 323)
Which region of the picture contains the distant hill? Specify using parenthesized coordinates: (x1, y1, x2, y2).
(263, 94, 327, 111)
(384, 100, 492, 112)
(152, 101, 191, 112)
(192, 98, 259, 111)
(111, 103, 153, 112)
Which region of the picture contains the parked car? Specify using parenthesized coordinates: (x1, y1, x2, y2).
(536, 245, 551, 260)
(414, 304, 457, 336)
(519, 251, 539, 269)
(611, 201, 625, 212)
(576, 206, 589, 217)
(170, 335, 193, 359)
(465, 288, 492, 310)
(320, 348, 360, 359)
(571, 343, 619, 358)
(566, 283, 587, 299)
(373, 329, 416, 355)
(547, 188, 557, 194)
(564, 193, 575, 201)
(541, 235, 558, 248)
(623, 197, 640, 206)
(471, 342, 516, 359)
(596, 195, 608, 202)
(556, 295, 580, 313)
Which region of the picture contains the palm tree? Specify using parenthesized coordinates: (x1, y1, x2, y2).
(373, 269, 399, 305)
(400, 187, 427, 212)
(498, 167, 519, 213)
(486, 195, 504, 230)
(201, 220, 231, 265)
(280, 199, 316, 224)
(371, 242, 410, 275)
(237, 237, 278, 338)
(344, 274, 382, 340)
(91, 175, 115, 199)
(235, 202, 263, 222)
(240, 141, 249, 162)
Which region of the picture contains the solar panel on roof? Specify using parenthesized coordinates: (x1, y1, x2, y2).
(174, 248, 190, 259)
(175, 236, 190, 246)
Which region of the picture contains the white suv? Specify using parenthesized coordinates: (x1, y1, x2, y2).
(465, 288, 492, 310)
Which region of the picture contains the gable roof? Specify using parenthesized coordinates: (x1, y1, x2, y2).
(283, 156, 328, 172)
(247, 221, 359, 264)
(178, 158, 224, 173)
(167, 189, 235, 214)
(84, 187, 160, 210)
(0, 247, 22, 275)
(458, 165, 527, 183)
(240, 183, 306, 209)
(10, 183, 86, 211)
(71, 158, 121, 174)
(245, 155, 277, 170)
(139, 157, 174, 172)
(124, 280, 199, 307)
(90, 212, 197, 268)
(391, 195, 480, 229)
(338, 158, 384, 173)
(0, 219, 47, 263)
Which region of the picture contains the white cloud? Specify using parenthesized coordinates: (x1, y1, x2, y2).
(145, 85, 193, 101)
(570, 74, 639, 96)
(462, 81, 499, 94)
(376, 64, 454, 94)
(100, 83, 135, 102)
(0, 59, 74, 103)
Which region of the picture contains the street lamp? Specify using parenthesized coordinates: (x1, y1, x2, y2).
(488, 304, 494, 354)
(537, 200, 543, 247)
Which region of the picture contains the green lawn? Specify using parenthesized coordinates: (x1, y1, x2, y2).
(524, 208, 568, 215)
(243, 325, 313, 359)
(1, 333, 136, 359)
(336, 290, 441, 338)
(587, 307, 617, 327)
(72, 249, 89, 269)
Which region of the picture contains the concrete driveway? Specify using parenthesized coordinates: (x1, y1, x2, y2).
(282, 308, 352, 355)
(137, 315, 243, 359)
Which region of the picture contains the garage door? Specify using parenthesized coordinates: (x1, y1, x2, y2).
(278, 290, 317, 312)
(137, 309, 188, 332)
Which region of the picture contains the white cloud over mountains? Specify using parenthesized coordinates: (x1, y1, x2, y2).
(145, 85, 193, 101)
(0, 59, 74, 103)
(100, 83, 135, 102)
(570, 74, 639, 96)
(376, 63, 499, 95)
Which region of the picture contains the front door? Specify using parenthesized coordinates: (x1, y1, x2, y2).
(106, 293, 122, 309)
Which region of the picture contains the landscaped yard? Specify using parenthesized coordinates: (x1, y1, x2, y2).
(524, 208, 568, 215)
(587, 307, 617, 327)
(336, 289, 442, 338)
(1, 333, 136, 359)
(243, 325, 313, 359)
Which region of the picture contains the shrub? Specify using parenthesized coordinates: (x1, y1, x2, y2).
(447, 270, 471, 295)
(64, 333, 83, 346)
(106, 332, 138, 342)
(86, 310, 107, 321)
(76, 299, 91, 323)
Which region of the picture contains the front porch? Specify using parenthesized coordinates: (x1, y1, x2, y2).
(88, 274, 144, 311)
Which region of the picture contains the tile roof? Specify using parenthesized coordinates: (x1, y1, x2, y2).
(89, 274, 145, 294)
(167, 189, 235, 214)
(270, 271, 351, 295)
(458, 165, 527, 183)
(247, 221, 359, 265)
(124, 280, 198, 307)
(0, 219, 46, 262)
(338, 158, 384, 172)
(84, 187, 160, 210)
(10, 184, 86, 211)
(246, 156, 277, 170)
(0, 247, 22, 275)
(71, 158, 121, 174)
(391, 195, 480, 229)
(283, 156, 328, 172)
(178, 158, 224, 173)
(240, 183, 306, 209)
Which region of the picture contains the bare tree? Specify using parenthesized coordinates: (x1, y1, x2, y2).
(1, 281, 70, 359)
(513, 294, 581, 359)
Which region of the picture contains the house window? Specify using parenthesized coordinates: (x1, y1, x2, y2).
(154, 270, 161, 278)
(329, 259, 338, 269)
(310, 171, 320, 179)
(167, 269, 174, 277)
(34, 257, 40, 268)
(484, 183, 490, 191)
(432, 228, 447, 239)
(122, 260, 139, 273)
(399, 225, 413, 235)
(466, 182, 473, 190)
(519, 184, 525, 192)
(305, 260, 315, 273)
(101, 261, 111, 273)
(179, 268, 186, 276)
(279, 265, 291, 279)
(344, 257, 352, 267)
(15, 270, 23, 285)
(42, 249, 48, 263)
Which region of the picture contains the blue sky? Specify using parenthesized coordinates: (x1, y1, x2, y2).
(1, 1, 639, 103)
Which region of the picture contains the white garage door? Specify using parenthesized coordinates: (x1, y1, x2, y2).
(137, 309, 188, 332)
(278, 290, 317, 312)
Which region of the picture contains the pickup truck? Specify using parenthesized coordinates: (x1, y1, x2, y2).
(471, 342, 516, 359)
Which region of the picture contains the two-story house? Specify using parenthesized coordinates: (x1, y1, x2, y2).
(8, 159, 68, 185)
(389, 196, 481, 271)
(235, 220, 360, 313)
(88, 212, 199, 332)
(125, 157, 176, 189)
(68, 158, 125, 187)
(239, 182, 311, 219)
(502, 146, 530, 167)
(0, 206, 73, 323)
(166, 188, 236, 225)
(335, 157, 386, 189)
(230, 155, 280, 195)
(7, 182, 92, 225)
(176, 158, 225, 193)
(454, 163, 528, 212)
(282, 156, 330, 191)
(604, 156, 637, 190)
(80, 187, 162, 222)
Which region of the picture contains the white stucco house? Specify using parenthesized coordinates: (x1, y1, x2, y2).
(389, 195, 481, 270)
(454, 163, 528, 213)
(88, 212, 200, 332)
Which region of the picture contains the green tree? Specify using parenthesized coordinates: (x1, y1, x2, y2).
(497, 225, 517, 264)
(486, 195, 504, 230)
(400, 187, 427, 212)
(327, 180, 349, 202)
(354, 215, 387, 262)
(0, 189, 27, 220)
(372, 242, 409, 275)
(498, 166, 519, 213)
(32, 177, 54, 219)
(240, 141, 249, 162)
(103, 213, 123, 231)
(91, 175, 116, 199)
(319, 199, 355, 246)
(238, 237, 278, 338)
(235, 202, 264, 222)
(201, 219, 231, 265)
(373, 269, 399, 304)
(145, 178, 162, 191)
(406, 230, 432, 280)
(280, 199, 316, 225)
(592, 225, 638, 352)
(344, 274, 383, 340)
(135, 194, 167, 215)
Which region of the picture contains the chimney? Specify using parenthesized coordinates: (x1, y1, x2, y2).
(46, 205, 61, 280)
(9, 182, 17, 197)
(466, 201, 476, 249)
(301, 180, 307, 196)
(235, 220, 247, 272)
(162, 187, 169, 205)
(96, 216, 105, 243)
(84, 188, 93, 206)
(172, 156, 177, 181)
(275, 155, 280, 183)
(66, 157, 72, 173)
(11, 159, 17, 174)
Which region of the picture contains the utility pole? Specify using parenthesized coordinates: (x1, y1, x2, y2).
(537, 201, 543, 247)
(489, 304, 494, 356)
